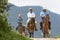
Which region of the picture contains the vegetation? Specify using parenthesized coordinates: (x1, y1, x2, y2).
(54, 35, 60, 38)
(0, 0, 31, 40)
(0, 30, 31, 40)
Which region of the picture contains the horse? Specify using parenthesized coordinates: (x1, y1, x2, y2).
(16, 23, 26, 35)
(26, 18, 37, 38)
(40, 18, 51, 38)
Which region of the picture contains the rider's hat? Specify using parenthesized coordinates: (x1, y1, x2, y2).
(42, 7, 46, 12)
(29, 8, 32, 10)
(18, 13, 22, 17)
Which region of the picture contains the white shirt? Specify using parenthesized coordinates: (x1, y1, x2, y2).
(27, 12, 35, 18)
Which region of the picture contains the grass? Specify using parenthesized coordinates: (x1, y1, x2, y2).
(54, 35, 60, 38)
(0, 31, 32, 40)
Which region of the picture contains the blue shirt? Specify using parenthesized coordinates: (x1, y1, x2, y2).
(40, 11, 45, 17)
(40, 10, 49, 17)
(18, 17, 23, 22)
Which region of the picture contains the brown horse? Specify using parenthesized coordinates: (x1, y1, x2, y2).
(40, 18, 51, 38)
(27, 18, 37, 38)
(16, 23, 26, 35)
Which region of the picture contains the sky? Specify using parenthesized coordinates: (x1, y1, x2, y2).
(8, 0, 60, 15)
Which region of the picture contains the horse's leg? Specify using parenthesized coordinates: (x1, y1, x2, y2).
(45, 30, 50, 38)
(48, 30, 51, 38)
(44, 33, 48, 38)
(29, 31, 34, 38)
(45, 33, 48, 38)
(42, 33, 44, 38)
(47, 33, 50, 38)
(44, 32, 49, 38)
(43, 32, 48, 38)
(31, 33, 32, 37)
(43, 33, 46, 38)
(31, 31, 34, 38)
(32, 33, 34, 38)
(29, 32, 31, 38)
(48, 32, 50, 38)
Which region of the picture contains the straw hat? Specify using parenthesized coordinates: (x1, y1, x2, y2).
(29, 8, 32, 10)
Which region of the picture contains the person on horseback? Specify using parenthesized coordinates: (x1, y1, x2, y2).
(18, 13, 23, 25)
(16, 14, 23, 33)
(40, 19, 51, 37)
(26, 8, 37, 37)
(26, 8, 37, 28)
(16, 13, 23, 30)
(40, 8, 50, 21)
(40, 8, 51, 37)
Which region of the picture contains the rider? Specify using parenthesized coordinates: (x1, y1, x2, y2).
(18, 13, 23, 25)
(40, 8, 50, 21)
(40, 8, 51, 36)
(26, 8, 37, 28)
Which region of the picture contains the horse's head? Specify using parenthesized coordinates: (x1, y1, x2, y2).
(27, 18, 37, 31)
(41, 18, 49, 32)
(16, 25, 26, 34)
(42, 18, 49, 25)
(28, 18, 35, 27)
(30, 18, 35, 23)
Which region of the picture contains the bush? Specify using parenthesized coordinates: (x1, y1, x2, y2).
(0, 0, 31, 40)
(0, 31, 31, 40)
(0, 14, 31, 40)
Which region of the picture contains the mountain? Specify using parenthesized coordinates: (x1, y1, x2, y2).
(7, 4, 60, 38)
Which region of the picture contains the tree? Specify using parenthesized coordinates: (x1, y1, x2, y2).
(0, 0, 13, 13)
(0, 0, 8, 13)
(0, 0, 31, 40)
(0, 0, 11, 32)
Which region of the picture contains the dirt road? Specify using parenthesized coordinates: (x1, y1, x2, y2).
(31, 38, 60, 40)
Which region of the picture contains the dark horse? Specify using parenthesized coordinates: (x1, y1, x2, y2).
(40, 18, 51, 38)
(16, 23, 26, 35)
(27, 18, 37, 38)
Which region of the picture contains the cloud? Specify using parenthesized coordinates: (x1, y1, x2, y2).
(8, 0, 60, 15)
